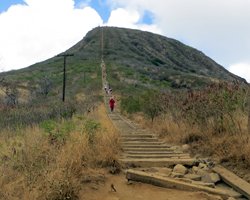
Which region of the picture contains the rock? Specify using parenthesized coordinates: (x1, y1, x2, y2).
(192, 166, 199, 173)
(198, 163, 209, 170)
(201, 173, 220, 184)
(197, 169, 209, 176)
(170, 172, 184, 178)
(184, 174, 202, 181)
(173, 164, 188, 175)
(156, 167, 172, 176)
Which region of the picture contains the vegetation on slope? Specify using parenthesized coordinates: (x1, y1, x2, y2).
(121, 82, 250, 181)
(0, 104, 120, 199)
(0, 26, 249, 197)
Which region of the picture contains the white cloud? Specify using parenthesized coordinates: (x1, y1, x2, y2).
(0, 0, 103, 71)
(75, 0, 91, 8)
(228, 63, 250, 83)
(1, 0, 250, 83)
(108, 0, 250, 70)
(106, 8, 162, 34)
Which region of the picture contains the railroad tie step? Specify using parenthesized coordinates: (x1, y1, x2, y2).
(120, 134, 155, 138)
(124, 154, 191, 159)
(124, 151, 186, 155)
(121, 138, 159, 142)
(122, 145, 171, 149)
(119, 158, 196, 167)
(121, 141, 165, 145)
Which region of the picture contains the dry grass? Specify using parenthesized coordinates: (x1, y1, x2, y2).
(0, 103, 120, 200)
(132, 112, 250, 180)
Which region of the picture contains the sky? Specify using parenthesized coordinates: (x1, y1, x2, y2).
(0, 0, 250, 82)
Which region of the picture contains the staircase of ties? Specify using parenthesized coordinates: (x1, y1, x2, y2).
(111, 113, 195, 167)
(109, 113, 194, 167)
(101, 60, 195, 168)
(101, 60, 250, 199)
(100, 27, 250, 197)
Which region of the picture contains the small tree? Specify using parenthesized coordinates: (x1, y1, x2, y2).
(37, 76, 53, 97)
(141, 90, 163, 122)
(0, 78, 19, 106)
(5, 84, 19, 106)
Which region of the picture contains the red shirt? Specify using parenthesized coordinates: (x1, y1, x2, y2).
(109, 98, 115, 107)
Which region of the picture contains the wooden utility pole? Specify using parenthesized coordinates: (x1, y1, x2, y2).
(57, 53, 74, 102)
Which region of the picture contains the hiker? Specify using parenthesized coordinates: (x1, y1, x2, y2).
(104, 85, 108, 94)
(109, 96, 115, 112)
(108, 88, 112, 95)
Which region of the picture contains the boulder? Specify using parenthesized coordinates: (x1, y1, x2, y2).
(198, 162, 209, 170)
(202, 173, 221, 184)
(173, 164, 188, 175)
(192, 166, 199, 173)
(184, 174, 202, 181)
(156, 167, 172, 176)
(197, 169, 209, 176)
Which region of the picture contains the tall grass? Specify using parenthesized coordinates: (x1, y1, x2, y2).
(129, 82, 250, 177)
(0, 104, 120, 200)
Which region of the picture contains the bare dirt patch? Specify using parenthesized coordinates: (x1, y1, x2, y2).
(80, 172, 223, 200)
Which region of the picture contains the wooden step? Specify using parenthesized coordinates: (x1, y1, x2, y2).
(122, 147, 173, 152)
(126, 169, 242, 199)
(124, 151, 185, 155)
(121, 141, 165, 145)
(122, 144, 170, 149)
(119, 158, 196, 167)
(124, 154, 191, 159)
(121, 134, 155, 138)
(121, 138, 158, 142)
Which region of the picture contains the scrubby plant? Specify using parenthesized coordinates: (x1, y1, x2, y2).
(0, 104, 120, 199)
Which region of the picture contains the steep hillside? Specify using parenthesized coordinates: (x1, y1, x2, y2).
(68, 27, 246, 89)
(0, 26, 246, 99)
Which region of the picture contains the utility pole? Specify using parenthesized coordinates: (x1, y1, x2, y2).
(57, 53, 74, 102)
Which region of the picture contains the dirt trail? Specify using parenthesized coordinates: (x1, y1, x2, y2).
(81, 173, 222, 200)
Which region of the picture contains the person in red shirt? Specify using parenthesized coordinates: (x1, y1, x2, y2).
(109, 97, 115, 112)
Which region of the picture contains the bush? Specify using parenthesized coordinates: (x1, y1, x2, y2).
(40, 120, 76, 145)
(84, 119, 101, 144)
(120, 95, 141, 114)
(141, 90, 163, 122)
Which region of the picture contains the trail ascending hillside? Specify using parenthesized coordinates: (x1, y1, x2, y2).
(99, 60, 247, 199)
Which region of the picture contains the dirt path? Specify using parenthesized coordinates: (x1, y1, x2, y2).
(81, 173, 222, 200)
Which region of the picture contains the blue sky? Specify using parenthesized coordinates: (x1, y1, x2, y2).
(0, 0, 24, 12)
(0, 0, 153, 24)
(0, 0, 250, 81)
(78, 0, 111, 22)
(0, 0, 111, 22)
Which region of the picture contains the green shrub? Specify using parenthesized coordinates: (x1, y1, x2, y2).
(120, 96, 141, 114)
(141, 90, 163, 122)
(40, 120, 76, 145)
(84, 119, 100, 144)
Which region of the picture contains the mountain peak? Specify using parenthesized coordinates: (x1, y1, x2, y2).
(69, 26, 246, 88)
